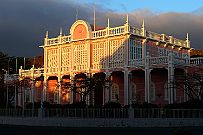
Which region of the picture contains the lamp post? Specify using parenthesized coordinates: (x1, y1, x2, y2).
(2, 69, 8, 108)
(40, 75, 44, 109)
(39, 75, 44, 118)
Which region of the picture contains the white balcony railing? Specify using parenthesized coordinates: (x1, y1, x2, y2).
(109, 26, 125, 36)
(148, 56, 168, 65)
(190, 57, 203, 65)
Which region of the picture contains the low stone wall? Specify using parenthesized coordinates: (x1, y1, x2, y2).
(0, 117, 203, 127)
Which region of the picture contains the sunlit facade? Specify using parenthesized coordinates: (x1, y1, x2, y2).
(19, 16, 199, 106)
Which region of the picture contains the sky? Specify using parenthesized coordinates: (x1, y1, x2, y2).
(0, 0, 203, 57)
(81, 0, 203, 13)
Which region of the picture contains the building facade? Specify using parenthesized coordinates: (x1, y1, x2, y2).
(19, 16, 201, 107)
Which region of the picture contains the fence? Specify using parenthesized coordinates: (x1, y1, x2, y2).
(1, 108, 203, 118)
(134, 108, 203, 118)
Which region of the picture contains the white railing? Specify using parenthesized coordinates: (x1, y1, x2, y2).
(162, 35, 170, 42)
(109, 26, 125, 36)
(47, 67, 58, 74)
(146, 31, 161, 41)
(130, 26, 142, 36)
(174, 57, 189, 65)
(92, 29, 107, 38)
(61, 35, 71, 43)
(128, 59, 144, 67)
(148, 56, 168, 65)
(47, 36, 71, 46)
(20, 69, 32, 77)
(33, 68, 44, 75)
(47, 38, 59, 45)
(190, 57, 203, 65)
(20, 68, 44, 79)
(173, 38, 186, 47)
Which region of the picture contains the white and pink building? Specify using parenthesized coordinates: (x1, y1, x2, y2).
(19, 17, 202, 107)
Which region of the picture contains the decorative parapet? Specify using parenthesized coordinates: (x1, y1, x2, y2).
(45, 36, 71, 46)
(19, 67, 44, 80)
(42, 21, 189, 49)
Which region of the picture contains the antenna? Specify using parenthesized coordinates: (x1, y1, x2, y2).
(76, 7, 78, 21)
(94, 6, 96, 31)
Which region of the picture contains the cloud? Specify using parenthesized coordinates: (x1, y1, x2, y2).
(0, 0, 203, 57)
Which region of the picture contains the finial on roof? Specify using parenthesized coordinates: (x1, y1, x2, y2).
(45, 31, 49, 38)
(186, 33, 190, 48)
(141, 19, 145, 36)
(186, 33, 189, 41)
(94, 6, 96, 31)
(107, 18, 110, 28)
(126, 14, 129, 24)
(142, 19, 145, 29)
(60, 27, 62, 36)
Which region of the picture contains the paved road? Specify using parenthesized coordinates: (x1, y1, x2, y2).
(0, 125, 202, 135)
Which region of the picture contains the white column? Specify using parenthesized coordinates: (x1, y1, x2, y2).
(142, 39, 147, 65)
(57, 43, 62, 104)
(104, 72, 111, 104)
(87, 41, 91, 71)
(145, 54, 150, 103)
(128, 72, 133, 105)
(184, 69, 189, 102)
(43, 46, 48, 102)
(58, 77, 62, 104)
(43, 76, 47, 102)
(124, 68, 129, 105)
(31, 66, 35, 103)
(168, 53, 174, 104)
(70, 74, 74, 104)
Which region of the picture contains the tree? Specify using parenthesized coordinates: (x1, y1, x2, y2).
(0, 51, 30, 107)
(175, 70, 203, 102)
(27, 55, 44, 68)
(63, 72, 107, 105)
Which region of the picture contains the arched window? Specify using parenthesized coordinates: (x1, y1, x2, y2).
(131, 82, 137, 102)
(164, 81, 169, 100)
(150, 82, 156, 101)
(111, 83, 119, 101)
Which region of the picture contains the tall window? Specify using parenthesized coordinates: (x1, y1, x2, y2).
(150, 82, 156, 101)
(129, 40, 142, 60)
(111, 83, 119, 101)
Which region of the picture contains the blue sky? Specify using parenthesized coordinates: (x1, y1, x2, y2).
(81, 0, 203, 13)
